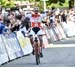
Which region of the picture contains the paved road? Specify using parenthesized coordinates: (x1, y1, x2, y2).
(53, 37, 75, 45)
(2, 37, 75, 67)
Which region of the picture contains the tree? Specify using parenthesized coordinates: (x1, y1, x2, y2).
(47, 0, 65, 6)
(0, 0, 15, 8)
(0, 0, 7, 7)
(69, 0, 74, 9)
(35, 0, 40, 1)
(6, 0, 15, 8)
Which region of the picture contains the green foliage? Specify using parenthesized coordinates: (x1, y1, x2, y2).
(0, 0, 15, 8)
(35, 0, 40, 1)
(47, 0, 65, 5)
(0, 0, 71, 11)
(69, 0, 74, 9)
(15, 0, 35, 1)
(0, 0, 7, 7)
(46, 0, 69, 8)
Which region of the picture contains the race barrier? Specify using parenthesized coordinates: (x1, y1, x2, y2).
(2, 33, 24, 60)
(42, 35, 49, 48)
(16, 31, 33, 55)
(0, 32, 33, 65)
(56, 23, 66, 39)
(0, 35, 9, 65)
(45, 21, 75, 42)
(61, 22, 74, 37)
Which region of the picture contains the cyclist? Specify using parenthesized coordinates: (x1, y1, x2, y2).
(29, 7, 45, 57)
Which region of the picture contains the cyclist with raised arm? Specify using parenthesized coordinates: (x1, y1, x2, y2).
(29, 7, 45, 57)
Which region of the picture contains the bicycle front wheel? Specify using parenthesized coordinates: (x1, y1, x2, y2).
(35, 54, 40, 65)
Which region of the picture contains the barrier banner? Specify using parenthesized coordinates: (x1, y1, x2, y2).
(57, 23, 66, 39)
(0, 35, 9, 65)
(16, 31, 33, 55)
(43, 25, 51, 39)
(48, 28, 58, 41)
(61, 22, 73, 37)
(42, 35, 49, 48)
(53, 27, 62, 40)
(67, 21, 75, 36)
(2, 33, 23, 60)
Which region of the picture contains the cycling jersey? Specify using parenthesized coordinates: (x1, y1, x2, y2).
(29, 13, 45, 35)
(30, 13, 42, 28)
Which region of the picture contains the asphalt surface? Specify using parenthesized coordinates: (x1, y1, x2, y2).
(53, 37, 75, 45)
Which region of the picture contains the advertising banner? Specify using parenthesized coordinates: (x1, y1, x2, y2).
(57, 23, 66, 39)
(61, 22, 73, 37)
(42, 35, 49, 48)
(48, 29, 58, 41)
(53, 27, 62, 40)
(2, 33, 23, 60)
(0, 35, 9, 65)
(16, 31, 33, 55)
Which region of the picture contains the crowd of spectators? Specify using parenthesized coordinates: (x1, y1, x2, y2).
(0, 7, 75, 36)
(44, 8, 75, 28)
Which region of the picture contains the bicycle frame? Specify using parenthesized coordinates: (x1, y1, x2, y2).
(32, 34, 41, 65)
(33, 34, 40, 54)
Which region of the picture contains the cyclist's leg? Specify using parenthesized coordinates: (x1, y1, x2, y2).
(30, 35, 34, 46)
(29, 29, 35, 54)
(38, 29, 45, 48)
(29, 29, 35, 45)
(29, 35, 35, 55)
(39, 35, 43, 57)
(38, 29, 45, 57)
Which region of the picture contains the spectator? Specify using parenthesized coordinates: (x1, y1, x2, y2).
(61, 11, 67, 23)
(0, 14, 7, 34)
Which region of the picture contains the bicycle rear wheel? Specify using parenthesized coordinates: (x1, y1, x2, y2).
(35, 54, 40, 65)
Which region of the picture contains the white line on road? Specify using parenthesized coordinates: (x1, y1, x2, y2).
(47, 44, 75, 48)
